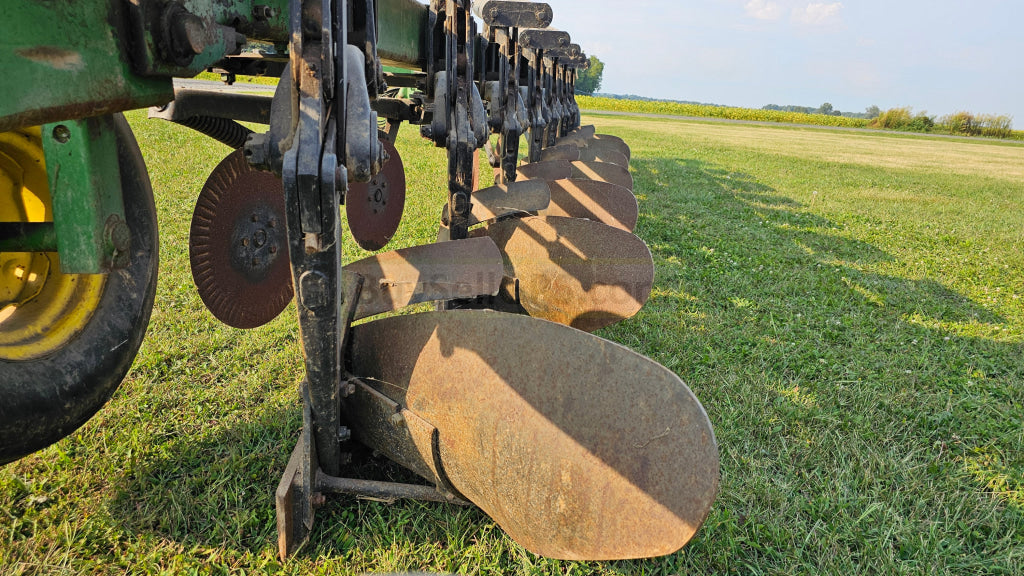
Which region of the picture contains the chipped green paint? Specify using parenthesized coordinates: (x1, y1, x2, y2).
(0, 1, 172, 131)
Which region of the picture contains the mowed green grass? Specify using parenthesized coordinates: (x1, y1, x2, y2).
(2, 110, 1022, 575)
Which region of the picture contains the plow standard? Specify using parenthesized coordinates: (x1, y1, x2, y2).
(0, 0, 718, 561)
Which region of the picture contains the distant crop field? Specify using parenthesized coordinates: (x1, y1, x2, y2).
(578, 95, 872, 128)
(2, 111, 1021, 575)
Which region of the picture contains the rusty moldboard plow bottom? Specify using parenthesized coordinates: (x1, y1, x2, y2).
(277, 310, 719, 561)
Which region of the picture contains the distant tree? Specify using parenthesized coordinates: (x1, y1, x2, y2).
(865, 105, 881, 119)
(574, 56, 604, 96)
(817, 102, 834, 115)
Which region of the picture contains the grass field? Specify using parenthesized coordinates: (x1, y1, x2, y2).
(2, 111, 1023, 575)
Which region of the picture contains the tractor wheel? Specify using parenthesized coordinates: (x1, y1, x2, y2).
(0, 114, 158, 465)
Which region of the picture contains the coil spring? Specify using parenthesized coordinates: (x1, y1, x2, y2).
(174, 116, 253, 150)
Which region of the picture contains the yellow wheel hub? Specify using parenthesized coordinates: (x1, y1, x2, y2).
(0, 127, 105, 361)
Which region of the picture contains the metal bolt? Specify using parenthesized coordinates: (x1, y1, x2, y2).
(52, 125, 71, 144)
(269, 245, 278, 254)
(337, 426, 352, 442)
(339, 381, 356, 398)
(311, 492, 327, 508)
(253, 5, 274, 19)
(241, 237, 249, 246)
(390, 412, 406, 427)
(268, 218, 277, 228)
(106, 220, 131, 254)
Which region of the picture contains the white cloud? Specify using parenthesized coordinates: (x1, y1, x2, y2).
(792, 2, 843, 26)
(745, 0, 783, 21)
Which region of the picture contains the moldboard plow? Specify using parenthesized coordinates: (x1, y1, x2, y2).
(0, 0, 719, 562)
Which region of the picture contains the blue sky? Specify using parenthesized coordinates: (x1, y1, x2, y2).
(549, 0, 1022, 126)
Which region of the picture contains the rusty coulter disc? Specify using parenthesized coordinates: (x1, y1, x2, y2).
(345, 310, 719, 560)
(539, 179, 638, 232)
(347, 138, 406, 251)
(476, 215, 653, 332)
(190, 149, 293, 329)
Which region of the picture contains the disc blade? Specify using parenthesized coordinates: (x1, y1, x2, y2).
(479, 216, 653, 332)
(190, 149, 293, 329)
(571, 161, 633, 190)
(469, 180, 551, 225)
(539, 144, 581, 163)
(346, 310, 719, 561)
(538, 179, 638, 232)
(515, 159, 572, 182)
(346, 237, 504, 320)
(347, 138, 406, 251)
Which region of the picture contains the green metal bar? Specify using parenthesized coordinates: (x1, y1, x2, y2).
(0, 223, 58, 253)
(180, 0, 291, 42)
(377, 0, 431, 69)
(41, 117, 128, 274)
(0, 0, 173, 132)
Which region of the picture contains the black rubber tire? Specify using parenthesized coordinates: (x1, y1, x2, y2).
(0, 114, 159, 465)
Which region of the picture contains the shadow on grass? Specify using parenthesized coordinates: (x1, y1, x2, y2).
(107, 400, 503, 567)
(602, 154, 1023, 571)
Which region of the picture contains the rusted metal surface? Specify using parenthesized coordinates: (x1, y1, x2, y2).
(578, 144, 628, 167)
(478, 216, 653, 332)
(565, 125, 596, 140)
(345, 310, 720, 560)
(538, 144, 581, 163)
(317, 471, 471, 504)
(473, 1, 554, 29)
(469, 180, 551, 225)
(571, 161, 633, 191)
(515, 159, 572, 182)
(347, 138, 407, 251)
(190, 149, 292, 329)
(559, 133, 631, 162)
(538, 179, 638, 232)
(275, 395, 317, 560)
(345, 237, 504, 320)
